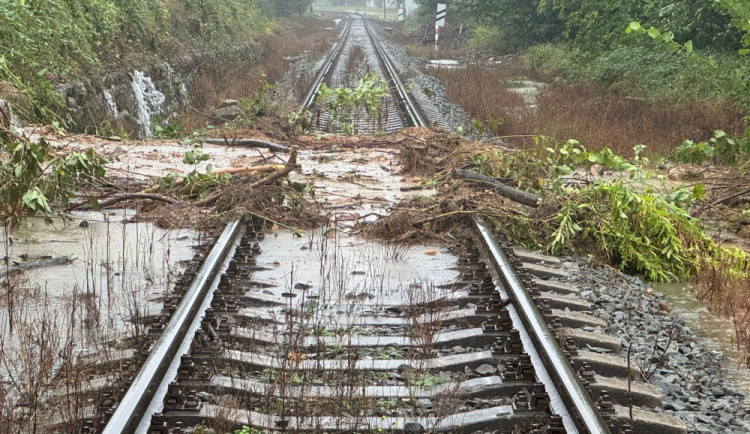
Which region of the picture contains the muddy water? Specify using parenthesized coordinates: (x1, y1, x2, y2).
(252, 228, 459, 304)
(0, 210, 198, 338)
(654, 281, 750, 392)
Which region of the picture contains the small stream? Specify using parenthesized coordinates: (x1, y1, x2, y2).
(654, 281, 750, 393)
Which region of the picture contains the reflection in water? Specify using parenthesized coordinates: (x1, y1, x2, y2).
(654, 280, 750, 392)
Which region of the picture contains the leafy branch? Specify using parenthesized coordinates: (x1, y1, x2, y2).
(317, 71, 390, 135)
(0, 128, 107, 228)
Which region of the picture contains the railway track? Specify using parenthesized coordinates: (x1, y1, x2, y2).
(303, 14, 426, 133)
(76, 211, 688, 433)
(67, 14, 692, 434)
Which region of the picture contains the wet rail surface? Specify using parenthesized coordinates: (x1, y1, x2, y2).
(77, 212, 688, 433)
(72, 14, 691, 434)
(303, 14, 425, 133)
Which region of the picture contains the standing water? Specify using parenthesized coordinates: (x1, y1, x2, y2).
(654, 281, 750, 393)
(130, 70, 166, 138)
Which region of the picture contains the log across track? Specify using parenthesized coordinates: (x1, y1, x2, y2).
(80, 14, 690, 434)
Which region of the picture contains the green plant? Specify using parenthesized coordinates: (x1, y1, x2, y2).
(0, 131, 107, 228)
(160, 143, 230, 196)
(316, 71, 390, 135)
(152, 115, 185, 139)
(546, 180, 748, 281)
(373, 346, 400, 360)
(234, 426, 265, 434)
(414, 372, 445, 388)
(674, 130, 750, 165)
(242, 72, 274, 117)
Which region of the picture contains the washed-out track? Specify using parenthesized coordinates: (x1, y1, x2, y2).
(69, 213, 688, 433)
(69, 13, 691, 434)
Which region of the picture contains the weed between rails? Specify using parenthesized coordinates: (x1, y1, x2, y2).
(428, 66, 744, 156)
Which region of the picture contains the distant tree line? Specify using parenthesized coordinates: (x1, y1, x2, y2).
(416, 0, 741, 53)
(275, 0, 314, 16)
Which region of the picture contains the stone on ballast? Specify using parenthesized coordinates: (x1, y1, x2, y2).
(475, 364, 497, 375)
(665, 400, 687, 412)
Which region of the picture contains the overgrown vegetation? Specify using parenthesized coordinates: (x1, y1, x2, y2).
(183, 15, 334, 130)
(409, 0, 750, 110)
(427, 66, 744, 156)
(0, 0, 274, 124)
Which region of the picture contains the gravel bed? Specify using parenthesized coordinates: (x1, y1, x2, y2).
(560, 257, 750, 433)
(370, 25, 471, 132)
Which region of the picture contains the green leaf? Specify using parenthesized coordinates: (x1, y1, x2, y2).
(89, 196, 102, 211)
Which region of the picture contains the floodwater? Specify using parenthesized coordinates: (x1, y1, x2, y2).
(251, 227, 459, 307)
(653, 281, 750, 392)
(0, 210, 198, 340)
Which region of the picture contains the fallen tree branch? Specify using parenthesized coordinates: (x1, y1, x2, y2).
(453, 168, 541, 207)
(195, 150, 298, 207)
(172, 165, 278, 186)
(69, 193, 180, 211)
(249, 149, 297, 189)
(203, 138, 290, 153)
(711, 186, 750, 206)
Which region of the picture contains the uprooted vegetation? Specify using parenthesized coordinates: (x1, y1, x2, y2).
(365, 131, 750, 283)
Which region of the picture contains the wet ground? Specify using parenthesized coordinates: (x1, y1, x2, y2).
(655, 280, 750, 393)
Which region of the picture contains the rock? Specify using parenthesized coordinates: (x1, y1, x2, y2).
(398, 364, 418, 377)
(79, 220, 90, 228)
(475, 363, 497, 375)
(386, 305, 404, 315)
(665, 400, 687, 411)
(0, 98, 19, 129)
(217, 99, 240, 108)
(416, 398, 432, 409)
(212, 104, 245, 121)
(404, 422, 424, 434)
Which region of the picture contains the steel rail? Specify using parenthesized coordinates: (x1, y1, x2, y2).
(473, 216, 611, 434)
(102, 219, 244, 433)
(361, 16, 427, 128)
(300, 15, 352, 110)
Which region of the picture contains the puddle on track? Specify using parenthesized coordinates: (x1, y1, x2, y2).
(252, 229, 459, 302)
(654, 281, 750, 393)
(292, 147, 436, 220)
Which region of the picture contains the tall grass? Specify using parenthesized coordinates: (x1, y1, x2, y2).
(184, 16, 334, 128)
(429, 66, 745, 156)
